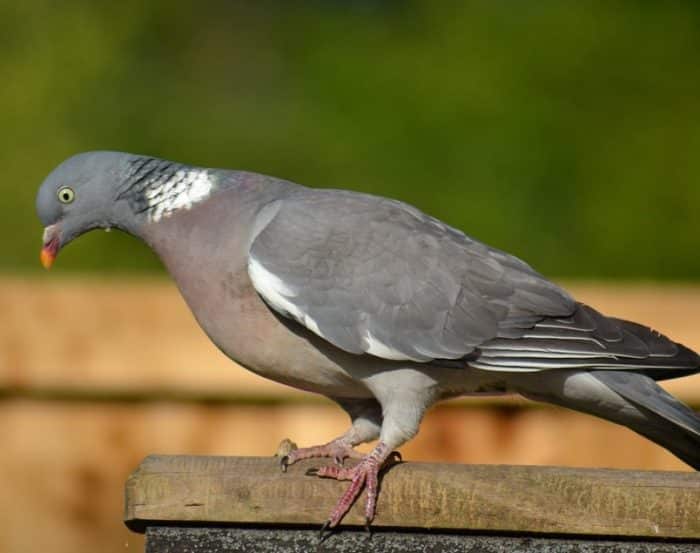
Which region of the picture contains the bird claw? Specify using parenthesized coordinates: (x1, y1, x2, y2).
(319, 520, 331, 540)
(280, 456, 290, 473)
(307, 443, 398, 529)
(277, 439, 362, 472)
(385, 450, 402, 468)
(283, 441, 399, 531)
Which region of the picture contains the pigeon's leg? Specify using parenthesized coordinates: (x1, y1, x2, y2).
(280, 398, 382, 471)
(312, 373, 434, 528)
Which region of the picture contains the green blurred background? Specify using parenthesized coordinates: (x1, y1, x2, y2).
(3, 5, 700, 551)
(4, 1, 700, 278)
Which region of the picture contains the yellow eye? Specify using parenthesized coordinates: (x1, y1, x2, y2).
(57, 186, 75, 204)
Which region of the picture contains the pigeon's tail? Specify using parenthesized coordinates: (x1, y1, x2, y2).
(481, 303, 700, 469)
(514, 369, 700, 470)
(592, 371, 700, 469)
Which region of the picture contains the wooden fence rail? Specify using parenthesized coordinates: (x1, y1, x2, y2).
(125, 455, 700, 552)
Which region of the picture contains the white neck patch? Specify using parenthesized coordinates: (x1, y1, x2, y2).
(146, 169, 215, 223)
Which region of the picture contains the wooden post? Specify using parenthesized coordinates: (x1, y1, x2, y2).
(125, 455, 700, 552)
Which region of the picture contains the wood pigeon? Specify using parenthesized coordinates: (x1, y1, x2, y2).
(36, 152, 700, 531)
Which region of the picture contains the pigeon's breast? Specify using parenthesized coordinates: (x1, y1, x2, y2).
(141, 196, 372, 398)
(175, 262, 375, 398)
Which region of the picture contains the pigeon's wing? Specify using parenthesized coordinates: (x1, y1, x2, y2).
(471, 304, 700, 375)
(248, 188, 575, 362)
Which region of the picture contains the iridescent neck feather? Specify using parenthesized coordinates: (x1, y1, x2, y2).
(117, 157, 217, 223)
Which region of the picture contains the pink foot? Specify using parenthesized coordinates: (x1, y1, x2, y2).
(306, 442, 401, 529)
(279, 438, 363, 472)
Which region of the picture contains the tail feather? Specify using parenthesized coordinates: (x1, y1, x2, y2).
(592, 370, 700, 469)
(514, 370, 700, 470)
(476, 302, 700, 469)
(592, 370, 700, 437)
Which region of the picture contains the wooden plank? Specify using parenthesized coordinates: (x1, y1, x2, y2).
(0, 400, 693, 553)
(125, 455, 700, 539)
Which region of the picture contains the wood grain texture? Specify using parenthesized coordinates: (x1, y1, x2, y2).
(125, 455, 700, 539)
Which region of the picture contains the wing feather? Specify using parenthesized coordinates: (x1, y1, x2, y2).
(248, 188, 575, 362)
(471, 303, 699, 376)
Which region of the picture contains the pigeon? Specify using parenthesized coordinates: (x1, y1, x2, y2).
(36, 151, 700, 530)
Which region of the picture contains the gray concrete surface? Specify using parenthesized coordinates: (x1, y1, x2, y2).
(145, 526, 700, 553)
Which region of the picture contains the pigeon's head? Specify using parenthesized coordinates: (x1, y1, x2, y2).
(35, 151, 137, 268)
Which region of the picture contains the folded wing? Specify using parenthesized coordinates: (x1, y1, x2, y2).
(248, 189, 575, 362)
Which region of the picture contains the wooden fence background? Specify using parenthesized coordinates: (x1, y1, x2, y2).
(2, 277, 700, 553)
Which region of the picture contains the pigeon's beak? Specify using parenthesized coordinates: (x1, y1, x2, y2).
(40, 224, 60, 270)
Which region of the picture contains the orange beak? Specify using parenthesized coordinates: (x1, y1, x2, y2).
(40, 225, 60, 270)
(40, 246, 55, 269)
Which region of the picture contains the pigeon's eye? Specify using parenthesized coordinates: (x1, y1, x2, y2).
(57, 187, 75, 204)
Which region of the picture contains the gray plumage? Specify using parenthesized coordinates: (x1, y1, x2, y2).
(249, 188, 574, 362)
(35, 151, 700, 503)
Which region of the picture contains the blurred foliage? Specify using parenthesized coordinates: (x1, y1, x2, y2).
(3, 1, 700, 278)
